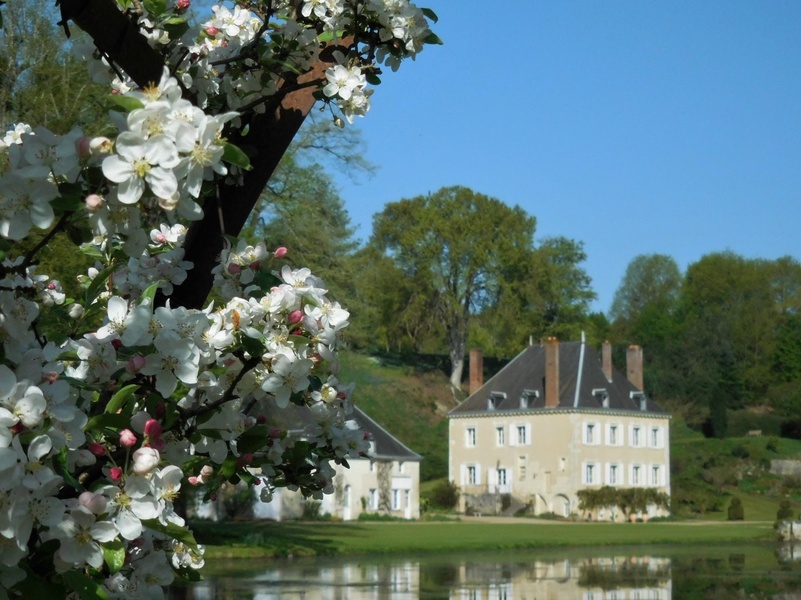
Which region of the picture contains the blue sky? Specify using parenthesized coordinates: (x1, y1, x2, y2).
(333, 1, 801, 314)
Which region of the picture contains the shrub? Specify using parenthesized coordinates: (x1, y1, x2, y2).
(727, 497, 744, 521)
(731, 444, 750, 459)
(777, 499, 794, 520)
(428, 480, 460, 510)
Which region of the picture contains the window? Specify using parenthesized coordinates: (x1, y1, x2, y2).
(496, 426, 505, 446)
(559, 457, 566, 472)
(392, 489, 400, 510)
(632, 426, 641, 447)
(632, 465, 641, 486)
(585, 423, 595, 444)
(497, 468, 507, 486)
(608, 424, 618, 445)
(517, 425, 528, 445)
(467, 466, 477, 485)
(585, 463, 595, 484)
(369, 488, 378, 509)
(399, 461, 405, 474)
(609, 464, 618, 485)
(651, 427, 660, 448)
(518, 456, 527, 481)
(651, 465, 661, 486)
(466, 427, 476, 447)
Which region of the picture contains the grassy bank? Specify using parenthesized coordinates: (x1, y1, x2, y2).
(193, 519, 777, 561)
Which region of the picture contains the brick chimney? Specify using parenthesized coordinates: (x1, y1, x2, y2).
(602, 340, 613, 382)
(469, 348, 483, 395)
(545, 337, 560, 408)
(626, 345, 644, 390)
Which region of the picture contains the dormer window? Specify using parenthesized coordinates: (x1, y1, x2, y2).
(487, 391, 506, 410)
(630, 391, 647, 411)
(592, 388, 609, 408)
(520, 389, 539, 409)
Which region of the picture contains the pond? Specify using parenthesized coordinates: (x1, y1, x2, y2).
(170, 543, 801, 599)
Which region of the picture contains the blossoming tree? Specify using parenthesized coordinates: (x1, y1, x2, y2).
(0, 1, 438, 597)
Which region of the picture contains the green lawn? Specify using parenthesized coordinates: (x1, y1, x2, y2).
(193, 519, 777, 560)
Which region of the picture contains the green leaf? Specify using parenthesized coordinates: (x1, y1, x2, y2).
(140, 281, 161, 305)
(161, 15, 189, 39)
(66, 224, 94, 246)
(102, 540, 126, 574)
(421, 7, 439, 23)
(61, 571, 110, 600)
(424, 32, 444, 45)
(253, 269, 281, 292)
(143, 0, 167, 16)
(84, 264, 115, 306)
(222, 142, 252, 170)
(53, 446, 83, 493)
(241, 334, 265, 358)
(106, 384, 140, 414)
(365, 72, 382, 86)
(109, 94, 145, 113)
(85, 413, 132, 432)
(142, 519, 199, 552)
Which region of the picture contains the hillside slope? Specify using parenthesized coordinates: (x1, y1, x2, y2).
(338, 351, 456, 481)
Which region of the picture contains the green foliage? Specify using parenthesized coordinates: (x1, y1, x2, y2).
(370, 186, 538, 388)
(727, 496, 744, 520)
(425, 480, 459, 510)
(0, 0, 109, 134)
(577, 486, 669, 517)
(777, 499, 794, 521)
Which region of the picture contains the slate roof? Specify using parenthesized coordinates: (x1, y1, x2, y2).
(448, 342, 669, 417)
(350, 406, 423, 461)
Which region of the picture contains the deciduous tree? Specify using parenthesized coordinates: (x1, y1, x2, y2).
(370, 186, 536, 392)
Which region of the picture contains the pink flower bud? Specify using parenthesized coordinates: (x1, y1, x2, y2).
(253, 477, 261, 485)
(205, 26, 219, 36)
(88, 442, 106, 456)
(200, 465, 214, 479)
(155, 403, 165, 418)
(256, 415, 267, 425)
(273, 247, 288, 259)
(126, 355, 146, 374)
(79, 490, 108, 514)
(176, 0, 190, 9)
(110, 467, 123, 482)
(144, 419, 162, 440)
(188, 476, 199, 485)
(250, 261, 261, 270)
(120, 429, 137, 448)
(85, 194, 104, 211)
(269, 427, 282, 438)
(227, 263, 241, 275)
(111, 339, 123, 350)
(154, 233, 167, 244)
(132, 447, 160, 475)
(75, 136, 92, 158)
(44, 371, 59, 384)
(288, 309, 303, 324)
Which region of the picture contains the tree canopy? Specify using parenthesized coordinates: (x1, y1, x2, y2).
(370, 186, 537, 390)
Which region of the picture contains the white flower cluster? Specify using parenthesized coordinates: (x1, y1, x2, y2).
(74, 0, 438, 125)
(0, 79, 363, 599)
(0, 0, 436, 596)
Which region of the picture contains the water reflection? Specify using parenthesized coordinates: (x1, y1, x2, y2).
(176, 544, 801, 599)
